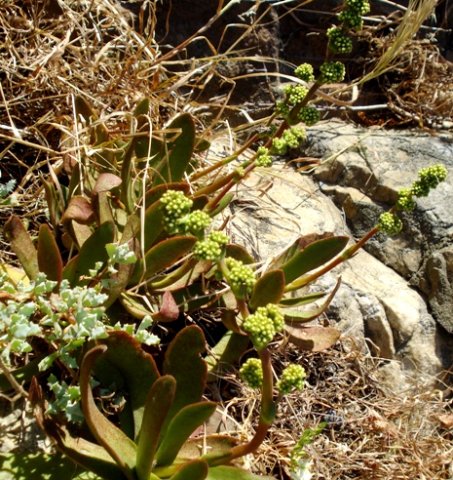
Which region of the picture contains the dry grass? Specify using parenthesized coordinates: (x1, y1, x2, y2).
(1, 1, 452, 479)
(227, 341, 453, 479)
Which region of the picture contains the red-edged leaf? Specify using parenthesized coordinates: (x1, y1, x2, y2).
(162, 326, 207, 436)
(4, 215, 39, 280)
(61, 196, 95, 224)
(286, 325, 340, 352)
(156, 401, 216, 467)
(249, 269, 285, 310)
(136, 375, 176, 480)
(153, 290, 179, 322)
(207, 466, 276, 480)
(169, 460, 208, 480)
(79, 345, 137, 478)
(37, 224, 63, 284)
(93, 173, 122, 194)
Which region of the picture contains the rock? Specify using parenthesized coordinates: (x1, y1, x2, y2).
(222, 157, 453, 391)
(305, 120, 453, 333)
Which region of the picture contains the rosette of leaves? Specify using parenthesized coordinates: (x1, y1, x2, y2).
(23, 327, 275, 480)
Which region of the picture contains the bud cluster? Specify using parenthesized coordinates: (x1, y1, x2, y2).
(327, 27, 353, 54)
(277, 364, 306, 395)
(272, 126, 306, 155)
(178, 210, 211, 237)
(239, 357, 263, 389)
(284, 84, 309, 106)
(225, 257, 256, 299)
(193, 231, 229, 261)
(294, 63, 315, 82)
(338, 0, 370, 30)
(298, 106, 321, 126)
(319, 61, 346, 84)
(377, 211, 403, 236)
(242, 304, 284, 350)
(160, 190, 193, 234)
(256, 146, 273, 168)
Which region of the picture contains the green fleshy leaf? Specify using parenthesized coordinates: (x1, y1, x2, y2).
(156, 401, 216, 467)
(208, 192, 234, 217)
(136, 376, 176, 480)
(169, 460, 208, 480)
(205, 331, 250, 376)
(37, 224, 63, 283)
(140, 235, 197, 281)
(162, 326, 207, 437)
(281, 236, 349, 284)
(142, 200, 164, 252)
(249, 269, 285, 310)
(207, 466, 276, 480)
(61, 196, 96, 225)
(134, 98, 150, 117)
(4, 215, 39, 280)
(283, 278, 341, 323)
(63, 222, 115, 285)
(95, 332, 160, 440)
(79, 345, 137, 479)
(96, 192, 116, 231)
(154, 113, 196, 185)
(279, 291, 326, 307)
(224, 244, 255, 264)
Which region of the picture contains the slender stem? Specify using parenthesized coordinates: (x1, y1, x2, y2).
(0, 357, 28, 399)
(286, 226, 379, 291)
(190, 134, 258, 181)
(208, 348, 274, 466)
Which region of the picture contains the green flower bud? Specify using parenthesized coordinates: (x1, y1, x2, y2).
(160, 190, 193, 234)
(327, 27, 353, 54)
(298, 106, 321, 126)
(272, 137, 288, 156)
(225, 257, 256, 299)
(417, 164, 448, 191)
(338, 9, 364, 30)
(277, 364, 306, 395)
(294, 63, 315, 82)
(240, 358, 263, 389)
(344, 0, 370, 15)
(319, 61, 346, 84)
(377, 212, 403, 236)
(178, 210, 211, 237)
(263, 303, 285, 333)
(243, 312, 275, 351)
(284, 84, 309, 106)
(193, 231, 229, 261)
(256, 146, 273, 168)
(276, 101, 290, 117)
(396, 188, 416, 211)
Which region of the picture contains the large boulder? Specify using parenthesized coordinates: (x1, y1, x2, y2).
(220, 125, 453, 390)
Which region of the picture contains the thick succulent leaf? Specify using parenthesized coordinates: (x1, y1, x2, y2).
(37, 224, 63, 284)
(141, 235, 197, 280)
(224, 244, 255, 264)
(120, 294, 154, 320)
(136, 376, 176, 480)
(4, 215, 39, 280)
(63, 222, 115, 285)
(80, 345, 137, 478)
(162, 326, 207, 436)
(93, 173, 122, 194)
(134, 98, 150, 116)
(71, 221, 93, 249)
(120, 141, 136, 213)
(0, 452, 103, 480)
(279, 291, 326, 307)
(75, 96, 96, 123)
(29, 379, 126, 480)
(205, 331, 250, 375)
(283, 278, 341, 324)
(286, 325, 341, 352)
(281, 236, 349, 284)
(176, 435, 238, 465)
(97, 191, 115, 227)
(153, 113, 195, 186)
(249, 269, 285, 310)
(104, 260, 135, 308)
(169, 460, 208, 480)
(152, 290, 180, 322)
(142, 200, 164, 252)
(61, 196, 96, 225)
(41, 174, 61, 227)
(95, 332, 160, 440)
(207, 466, 276, 480)
(155, 401, 216, 467)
